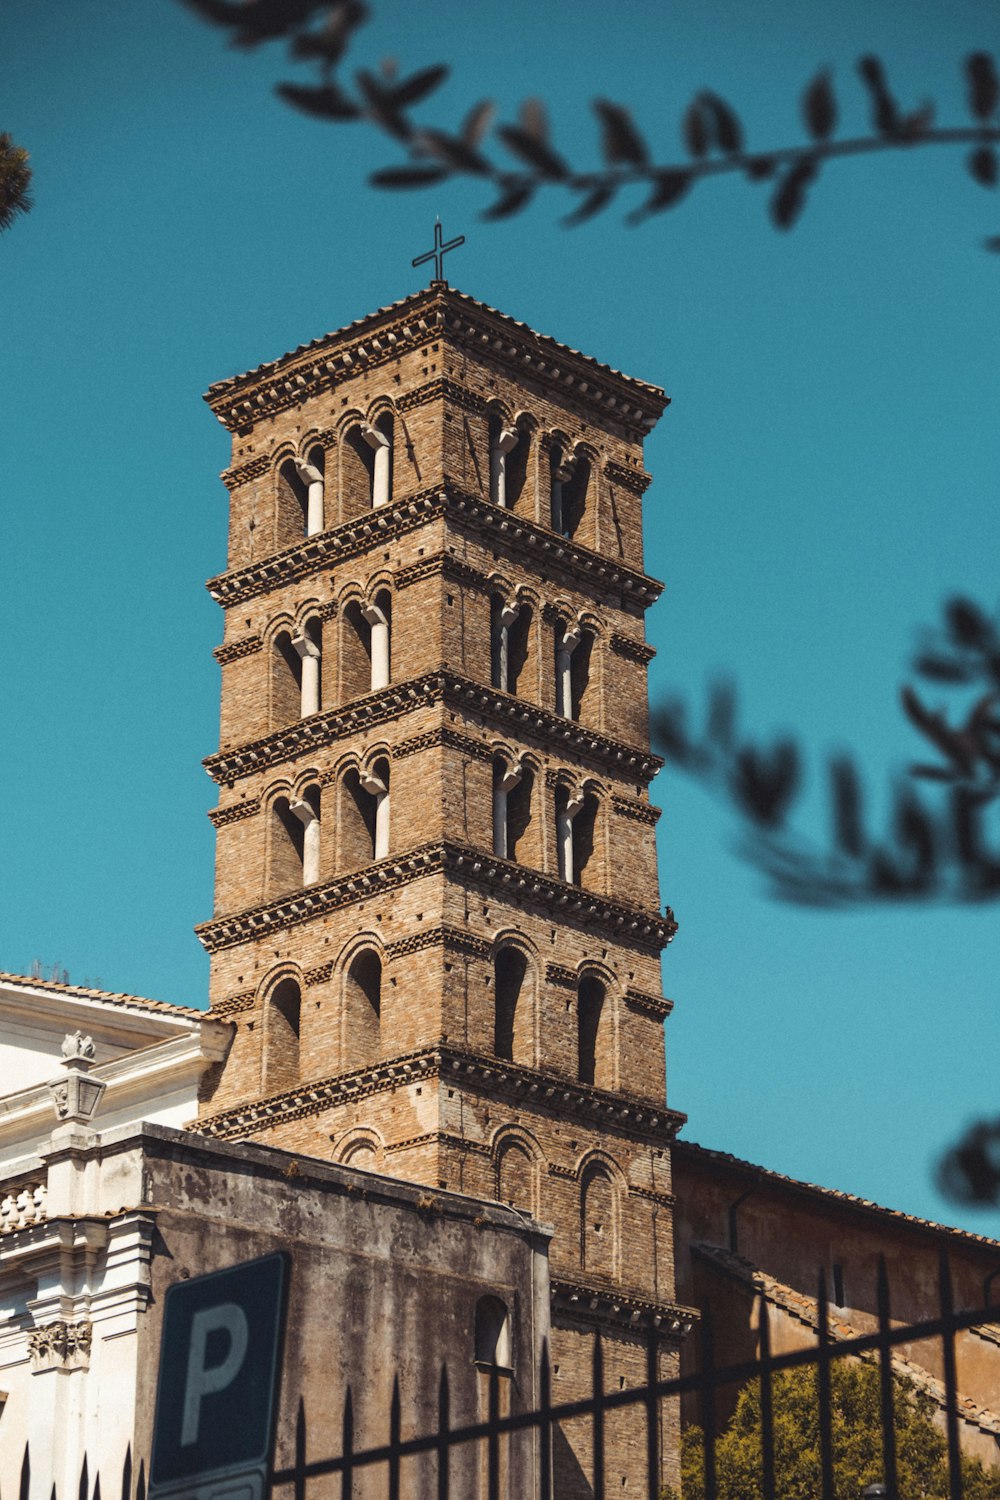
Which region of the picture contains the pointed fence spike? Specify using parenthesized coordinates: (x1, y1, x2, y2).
(91, 1477, 101, 1500)
(592, 1332, 605, 1500)
(700, 1304, 718, 1500)
(876, 1255, 899, 1500)
(645, 1329, 658, 1500)
(758, 1292, 775, 1500)
(294, 1395, 307, 1500)
(120, 1446, 132, 1500)
(134, 1461, 145, 1500)
(341, 1385, 354, 1500)
(437, 1363, 450, 1500)
(19, 1442, 30, 1500)
(816, 1271, 834, 1500)
(539, 1338, 553, 1500)
(938, 1247, 963, 1500)
(388, 1375, 401, 1500)
(78, 1457, 88, 1500)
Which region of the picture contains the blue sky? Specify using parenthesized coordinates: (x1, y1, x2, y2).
(2, 0, 998, 1232)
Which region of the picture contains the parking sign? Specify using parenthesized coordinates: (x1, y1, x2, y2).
(150, 1253, 289, 1500)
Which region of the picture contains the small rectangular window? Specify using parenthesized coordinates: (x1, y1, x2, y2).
(833, 1263, 845, 1307)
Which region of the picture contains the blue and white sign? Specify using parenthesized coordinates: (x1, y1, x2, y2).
(150, 1253, 289, 1500)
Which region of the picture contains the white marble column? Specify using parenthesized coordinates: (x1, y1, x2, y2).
(362, 424, 392, 508)
(363, 603, 390, 690)
(555, 621, 582, 717)
(492, 761, 523, 858)
(360, 769, 390, 859)
(291, 629, 321, 716)
(294, 459, 325, 536)
(490, 425, 519, 507)
(290, 797, 321, 885)
(557, 792, 584, 883)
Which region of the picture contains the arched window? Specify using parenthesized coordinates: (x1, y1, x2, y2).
(573, 790, 601, 890)
(289, 785, 321, 886)
(555, 784, 583, 883)
(343, 949, 381, 1070)
(496, 1140, 536, 1214)
(294, 446, 326, 536)
(494, 946, 530, 1064)
(264, 978, 301, 1093)
(341, 596, 391, 701)
(489, 413, 519, 507)
(505, 421, 532, 514)
(562, 453, 591, 542)
(577, 976, 610, 1088)
(492, 757, 522, 859)
(269, 795, 304, 896)
(342, 760, 390, 868)
(549, 445, 576, 534)
(569, 628, 594, 724)
(362, 412, 393, 508)
(292, 617, 322, 717)
(341, 425, 375, 521)
(581, 1166, 616, 1279)
(271, 630, 301, 730)
(276, 459, 308, 547)
(554, 619, 582, 717)
(491, 596, 533, 697)
(474, 1296, 512, 1370)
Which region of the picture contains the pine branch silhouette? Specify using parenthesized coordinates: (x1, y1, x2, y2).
(0, 133, 32, 233)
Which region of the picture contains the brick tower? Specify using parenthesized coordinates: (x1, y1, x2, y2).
(196, 282, 693, 1493)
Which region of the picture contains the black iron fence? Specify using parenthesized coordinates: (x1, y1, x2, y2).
(14, 1250, 999, 1500)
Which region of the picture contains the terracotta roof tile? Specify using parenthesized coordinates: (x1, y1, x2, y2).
(0, 972, 206, 1021)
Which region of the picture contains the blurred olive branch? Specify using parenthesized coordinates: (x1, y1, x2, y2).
(179, 0, 1000, 243)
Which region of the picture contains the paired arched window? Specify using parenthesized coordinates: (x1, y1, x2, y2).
(341, 592, 391, 701)
(343, 949, 381, 1070)
(474, 1296, 512, 1370)
(490, 595, 533, 697)
(342, 413, 393, 518)
(264, 977, 301, 1093)
(554, 618, 595, 721)
(341, 758, 391, 868)
(492, 757, 533, 862)
(548, 443, 575, 534)
(577, 976, 611, 1089)
(555, 786, 600, 887)
(493, 946, 530, 1065)
(269, 786, 321, 894)
(277, 447, 325, 543)
(488, 414, 531, 512)
(272, 619, 322, 726)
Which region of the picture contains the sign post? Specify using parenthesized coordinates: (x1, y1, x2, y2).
(149, 1253, 289, 1500)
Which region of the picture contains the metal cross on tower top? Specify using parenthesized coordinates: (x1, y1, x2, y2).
(412, 219, 465, 286)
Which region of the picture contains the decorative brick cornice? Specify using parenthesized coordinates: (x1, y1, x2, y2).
(396, 375, 488, 417)
(210, 989, 256, 1017)
(624, 989, 674, 1020)
(205, 484, 662, 612)
(214, 634, 263, 665)
(610, 633, 656, 665)
(612, 795, 661, 826)
(387, 924, 492, 962)
(628, 1184, 676, 1208)
(547, 1162, 577, 1179)
(195, 841, 676, 954)
(318, 599, 338, 620)
(208, 798, 260, 828)
(195, 1043, 685, 1142)
(205, 287, 666, 436)
(546, 963, 578, 989)
(395, 726, 494, 764)
(203, 669, 662, 787)
(221, 454, 270, 489)
(604, 459, 652, 496)
(550, 1280, 696, 1341)
(394, 552, 489, 592)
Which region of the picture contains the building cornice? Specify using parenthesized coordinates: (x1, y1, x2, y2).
(204, 285, 667, 436)
(195, 842, 676, 954)
(550, 1278, 697, 1342)
(194, 1043, 685, 1142)
(203, 670, 663, 787)
(204, 484, 663, 611)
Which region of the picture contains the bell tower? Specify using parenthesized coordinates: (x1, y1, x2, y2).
(196, 282, 693, 1493)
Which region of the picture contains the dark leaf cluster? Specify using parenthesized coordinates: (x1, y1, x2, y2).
(650, 598, 1000, 908)
(0, 131, 32, 233)
(176, 3, 1000, 244)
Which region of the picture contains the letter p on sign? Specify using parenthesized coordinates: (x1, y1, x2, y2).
(150, 1254, 288, 1500)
